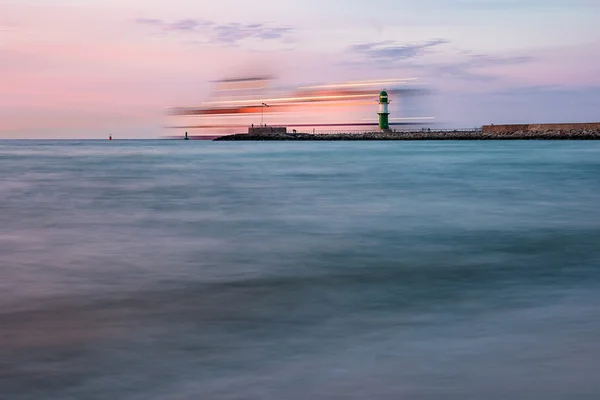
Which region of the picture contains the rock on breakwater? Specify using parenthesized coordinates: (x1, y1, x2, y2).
(214, 130, 600, 141)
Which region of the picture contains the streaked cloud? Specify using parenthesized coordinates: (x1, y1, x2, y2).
(136, 18, 294, 45)
(426, 54, 534, 82)
(346, 42, 534, 83)
(349, 39, 450, 62)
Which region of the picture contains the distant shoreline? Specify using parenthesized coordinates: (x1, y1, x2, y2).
(214, 130, 600, 141)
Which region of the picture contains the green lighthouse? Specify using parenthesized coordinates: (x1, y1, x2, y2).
(378, 90, 390, 130)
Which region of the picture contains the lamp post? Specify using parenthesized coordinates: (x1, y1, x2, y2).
(261, 103, 269, 126)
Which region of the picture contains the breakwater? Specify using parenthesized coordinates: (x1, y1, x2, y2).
(483, 122, 600, 134)
(214, 129, 600, 141)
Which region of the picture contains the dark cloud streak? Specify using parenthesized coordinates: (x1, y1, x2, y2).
(349, 39, 450, 61)
(427, 54, 534, 82)
(136, 18, 293, 45)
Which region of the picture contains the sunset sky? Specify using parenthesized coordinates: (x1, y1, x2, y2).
(2, 0, 599, 138)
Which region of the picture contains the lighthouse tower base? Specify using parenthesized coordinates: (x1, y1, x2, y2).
(378, 113, 390, 131)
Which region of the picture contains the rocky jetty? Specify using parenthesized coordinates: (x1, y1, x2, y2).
(214, 129, 600, 141)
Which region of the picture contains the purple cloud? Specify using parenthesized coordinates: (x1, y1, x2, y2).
(136, 18, 293, 45)
(136, 18, 162, 26)
(168, 19, 213, 31)
(424, 54, 534, 82)
(349, 39, 450, 61)
(345, 41, 534, 83)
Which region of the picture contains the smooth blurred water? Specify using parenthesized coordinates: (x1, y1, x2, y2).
(1, 140, 600, 399)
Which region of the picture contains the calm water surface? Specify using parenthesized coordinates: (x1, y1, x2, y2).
(1, 140, 599, 399)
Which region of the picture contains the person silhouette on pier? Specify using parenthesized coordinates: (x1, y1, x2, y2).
(184, 132, 189, 140)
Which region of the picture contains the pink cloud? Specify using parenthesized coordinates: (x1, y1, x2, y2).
(1, 5, 269, 136)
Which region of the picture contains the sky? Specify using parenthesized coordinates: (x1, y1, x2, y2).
(1, 0, 599, 138)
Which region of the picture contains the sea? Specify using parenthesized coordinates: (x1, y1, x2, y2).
(1, 140, 599, 399)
